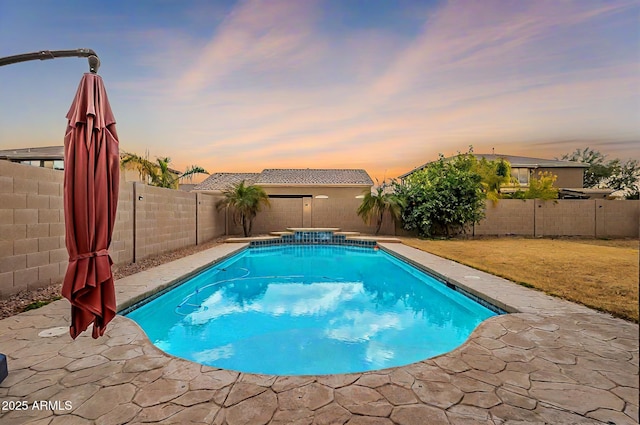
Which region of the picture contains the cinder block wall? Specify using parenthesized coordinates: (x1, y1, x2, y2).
(111, 180, 134, 265)
(536, 199, 596, 237)
(1, 161, 638, 299)
(196, 193, 226, 243)
(0, 161, 66, 297)
(134, 183, 196, 261)
(475, 200, 535, 236)
(473, 199, 639, 238)
(595, 199, 640, 238)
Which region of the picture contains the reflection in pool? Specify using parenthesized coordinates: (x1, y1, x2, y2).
(126, 245, 498, 375)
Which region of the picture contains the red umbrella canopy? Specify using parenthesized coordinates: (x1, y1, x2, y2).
(62, 73, 119, 339)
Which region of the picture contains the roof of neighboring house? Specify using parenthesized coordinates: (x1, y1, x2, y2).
(559, 188, 614, 199)
(193, 172, 260, 191)
(0, 146, 64, 160)
(399, 153, 590, 179)
(474, 154, 590, 168)
(193, 169, 374, 191)
(256, 169, 373, 186)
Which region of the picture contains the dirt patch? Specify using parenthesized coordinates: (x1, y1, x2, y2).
(0, 236, 230, 321)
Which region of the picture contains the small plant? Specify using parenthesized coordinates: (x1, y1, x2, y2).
(23, 296, 62, 312)
(357, 179, 406, 235)
(507, 171, 558, 200)
(216, 181, 270, 237)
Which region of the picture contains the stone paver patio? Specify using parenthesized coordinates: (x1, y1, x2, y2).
(0, 242, 638, 424)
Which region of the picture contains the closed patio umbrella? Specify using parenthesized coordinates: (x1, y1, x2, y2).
(61, 72, 120, 339)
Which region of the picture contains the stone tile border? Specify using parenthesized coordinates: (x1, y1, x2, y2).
(0, 242, 637, 424)
(225, 229, 401, 247)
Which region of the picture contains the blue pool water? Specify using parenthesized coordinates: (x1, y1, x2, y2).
(126, 245, 497, 375)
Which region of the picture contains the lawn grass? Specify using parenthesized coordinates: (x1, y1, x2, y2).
(400, 237, 639, 322)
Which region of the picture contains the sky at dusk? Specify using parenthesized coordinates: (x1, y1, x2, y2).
(1, 0, 638, 183)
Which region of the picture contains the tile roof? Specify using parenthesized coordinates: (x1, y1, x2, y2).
(474, 154, 590, 169)
(399, 153, 589, 179)
(193, 169, 374, 190)
(193, 173, 259, 191)
(255, 169, 373, 185)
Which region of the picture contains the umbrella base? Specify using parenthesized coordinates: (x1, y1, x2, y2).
(0, 353, 7, 384)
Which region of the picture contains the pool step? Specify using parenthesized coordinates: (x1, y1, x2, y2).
(348, 236, 401, 243)
(286, 227, 341, 232)
(269, 231, 294, 236)
(335, 231, 361, 236)
(225, 236, 280, 243)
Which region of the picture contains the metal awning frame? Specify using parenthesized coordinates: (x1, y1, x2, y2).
(0, 49, 100, 73)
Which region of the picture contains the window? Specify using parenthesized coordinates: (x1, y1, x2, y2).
(511, 168, 530, 185)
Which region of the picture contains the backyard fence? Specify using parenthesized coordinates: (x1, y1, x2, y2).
(1, 160, 638, 298)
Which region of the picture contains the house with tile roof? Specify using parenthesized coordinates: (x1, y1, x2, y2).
(399, 153, 594, 195)
(193, 168, 379, 232)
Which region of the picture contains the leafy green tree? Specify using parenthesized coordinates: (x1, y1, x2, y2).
(560, 148, 640, 198)
(608, 159, 640, 199)
(474, 157, 513, 201)
(395, 151, 486, 237)
(357, 180, 406, 235)
(121, 152, 208, 189)
(216, 181, 270, 237)
(509, 172, 558, 200)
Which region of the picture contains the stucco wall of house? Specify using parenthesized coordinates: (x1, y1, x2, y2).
(222, 185, 375, 235)
(249, 198, 304, 234)
(538, 167, 584, 188)
(312, 197, 394, 234)
(260, 186, 369, 198)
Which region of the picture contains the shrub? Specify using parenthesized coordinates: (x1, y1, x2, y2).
(395, 152, 486, 237)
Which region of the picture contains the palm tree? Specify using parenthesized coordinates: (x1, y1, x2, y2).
(216, 181, 270, 237)
(357, 180, 406, 235)
(121, 152, 208, 189)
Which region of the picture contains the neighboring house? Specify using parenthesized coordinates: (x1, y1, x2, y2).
(0, 146, 183, 186)
(398, 153, 606, 198)
(0, 146, 64, 170)
(193, 169, 374, 231)
(193, 172, 261, 193)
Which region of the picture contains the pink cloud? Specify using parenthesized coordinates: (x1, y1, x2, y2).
(176, 0, 322, 96)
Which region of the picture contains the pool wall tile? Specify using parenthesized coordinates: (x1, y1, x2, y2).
(249, 230, 376, 248)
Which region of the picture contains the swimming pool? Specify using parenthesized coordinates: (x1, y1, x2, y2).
(126, 245, 498, 375)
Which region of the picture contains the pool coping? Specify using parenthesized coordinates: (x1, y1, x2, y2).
(0, 242, 637, 424)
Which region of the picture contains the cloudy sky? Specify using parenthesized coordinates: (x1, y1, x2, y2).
(1, 0, 638, 182)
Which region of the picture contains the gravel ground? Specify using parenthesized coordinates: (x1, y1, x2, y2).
(0, 236, 231, 320)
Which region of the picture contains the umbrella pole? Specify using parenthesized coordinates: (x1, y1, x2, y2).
(0, 48, 100, 73)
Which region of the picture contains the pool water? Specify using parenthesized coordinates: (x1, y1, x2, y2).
(126, 245, 497, 375)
